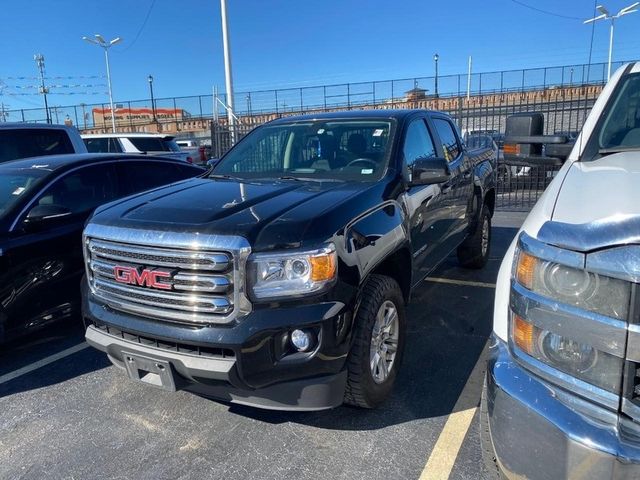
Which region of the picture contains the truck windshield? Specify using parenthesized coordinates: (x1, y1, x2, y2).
(599, 72, 640, 152)
(213, 120, 394, 181)
(0, 168, 48, 220)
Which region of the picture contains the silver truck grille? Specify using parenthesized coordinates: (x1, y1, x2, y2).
(83, 225, 252, 325)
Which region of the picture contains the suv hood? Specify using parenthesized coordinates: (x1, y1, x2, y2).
(90, 177, 378, 250)
(552, 152, 640, 224)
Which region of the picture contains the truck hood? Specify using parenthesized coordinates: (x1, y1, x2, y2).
(552, 152, 640, 224)
(90, 177, 378, 251)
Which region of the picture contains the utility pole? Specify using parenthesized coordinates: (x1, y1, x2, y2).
(51, 106, 61, 124)
(34, 54, 51, 124)
(220, 0, 236, 141)
(467, 56, 472, 100)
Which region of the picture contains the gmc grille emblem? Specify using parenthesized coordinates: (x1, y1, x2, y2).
(113, 266, 172, 290)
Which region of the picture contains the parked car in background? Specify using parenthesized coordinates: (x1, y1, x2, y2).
(0, 154, 205, 343)
(484, 63, 640, 479)
(81, 109, 497, 411)
(176, 139, 211, 165)
(82, 133, 193, 163)
(0, 123, 87, 164)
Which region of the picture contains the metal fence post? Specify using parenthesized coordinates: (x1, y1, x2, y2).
(21, 110, 25, 122)
(323, 86, 327, 110)
(128, 101, 134, 131)
(372, 81, 376, 106)
(275, 90, 279, 114)
(173, 98, 179, 131)
(299, 88, 303, 113)
(199, 96, 203, 118)
(347, 83, 351, 109)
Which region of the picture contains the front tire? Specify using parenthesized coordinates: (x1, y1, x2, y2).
(344, 274, 406, 408)
(457, 204, 491, 269)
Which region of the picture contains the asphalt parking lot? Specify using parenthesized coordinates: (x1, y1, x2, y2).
(0, 211, 526, 480)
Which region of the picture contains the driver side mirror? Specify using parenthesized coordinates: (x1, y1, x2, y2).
(24, 204, 73, 230)
(409, 157, 450, 186)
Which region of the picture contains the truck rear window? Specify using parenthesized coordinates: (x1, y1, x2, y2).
(0, 129, 75, 163)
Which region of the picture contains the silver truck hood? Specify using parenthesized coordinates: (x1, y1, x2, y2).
(552, 152, 640, 224)
(536, 152, 640, 252)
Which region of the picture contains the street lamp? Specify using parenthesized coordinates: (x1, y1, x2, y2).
(433, 53, 440, 98)
(82, 34, 122, 132)
(147, 75, 156, 122)
(584, 3, 638, 81)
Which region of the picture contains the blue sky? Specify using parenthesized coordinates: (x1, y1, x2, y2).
(1, 0, 639, 112)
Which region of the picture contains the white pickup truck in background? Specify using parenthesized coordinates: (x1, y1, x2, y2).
(0, 123, 87, 164)
(483, 63, 640, 479)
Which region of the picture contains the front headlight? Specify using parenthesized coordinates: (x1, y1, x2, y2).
(511, 247, 631, 394)
(248, 244, 337, 300)
(511, 314, 622, 392)
(516, 250, 630, 320)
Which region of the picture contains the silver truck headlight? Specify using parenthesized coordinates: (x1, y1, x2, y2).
(516, 250, 630, 320)
(511, 249, 630, 393)
(247, 245, 337, 300)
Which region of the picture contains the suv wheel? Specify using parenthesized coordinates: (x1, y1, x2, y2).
(457, 204, 491, 269)
(344, 274, 406, 408)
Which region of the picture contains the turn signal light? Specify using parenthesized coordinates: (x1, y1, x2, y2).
(503, 143, 520, 155)
(310, 252, 337, 282)
(516, 251, 537, 289)
(513, 314, 538, 355)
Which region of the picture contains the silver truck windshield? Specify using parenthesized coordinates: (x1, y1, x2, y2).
(213, 120, 394, 181)
(599, 73, 640, 152)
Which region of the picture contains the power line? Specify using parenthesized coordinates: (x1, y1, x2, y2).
(508, 0, 583, 20)
(121, 0, 157, 52)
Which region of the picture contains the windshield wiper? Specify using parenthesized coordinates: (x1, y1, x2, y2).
(209, 173, 242, 180)
(598, 146, 640, 155)
(277, 176, 342, 183)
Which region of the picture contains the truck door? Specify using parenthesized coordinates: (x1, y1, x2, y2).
(431, 116, 472, 245)
(402, 117, 457, 283)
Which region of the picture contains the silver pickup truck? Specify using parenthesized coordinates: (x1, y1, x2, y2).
(483, 62, 640, 479)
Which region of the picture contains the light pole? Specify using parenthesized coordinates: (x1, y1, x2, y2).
(82, 34, 122, 132)
(148, 75, 156, 122)
(433, 53, 440, 98)
(584, 3, 638, 81)
(220, 0, 236, 141)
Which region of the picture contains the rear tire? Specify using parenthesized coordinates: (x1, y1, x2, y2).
(344, 275, 406, 409)
(457, 204, 491, 269)
(480, 378, 505, 479)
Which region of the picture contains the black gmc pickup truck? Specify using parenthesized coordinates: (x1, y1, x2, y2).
(82, 109, 496, 410)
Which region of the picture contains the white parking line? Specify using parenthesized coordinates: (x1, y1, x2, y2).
(424, 277, 496, 289)
(418, 341, 488, 480)
(0, 342, 90, 385)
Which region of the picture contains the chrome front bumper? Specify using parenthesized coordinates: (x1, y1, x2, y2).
(486, 337, 640, 480)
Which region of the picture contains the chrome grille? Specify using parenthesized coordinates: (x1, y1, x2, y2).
(83, 225, 252, 325)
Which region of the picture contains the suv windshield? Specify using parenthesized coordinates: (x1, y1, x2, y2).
(0, 167, 49, 220)
(599, 73, 640, 152)
(213, 120, 394, 181)
(129, 137, 181, 152)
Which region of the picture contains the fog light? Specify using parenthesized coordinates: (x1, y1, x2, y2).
(291, 329, 312, 352)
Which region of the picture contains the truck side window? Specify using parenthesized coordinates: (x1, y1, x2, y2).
(433, 118, 461, 161)
(402, 119, 437, 167)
